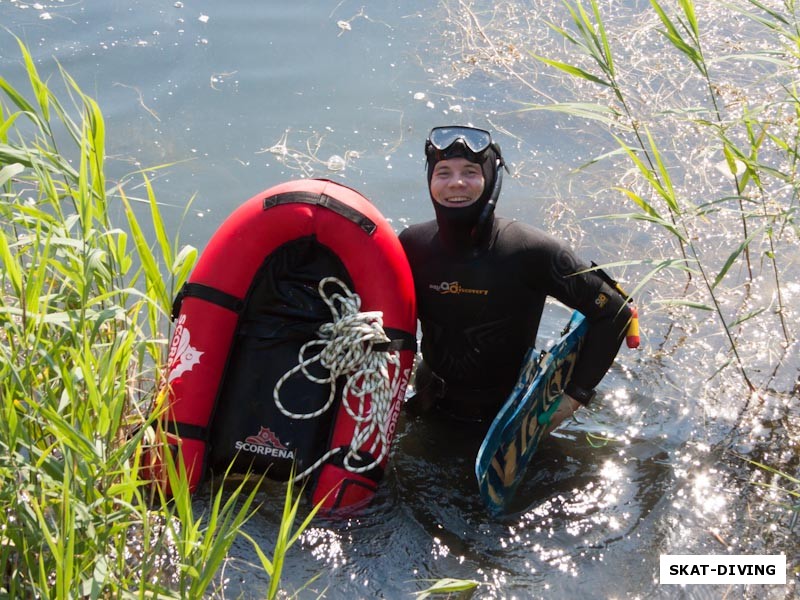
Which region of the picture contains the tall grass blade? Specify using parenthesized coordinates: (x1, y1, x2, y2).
(649, 0, 704, 69)
(530, 54, 611, 87)
(711, 225, 764, 290)
(0, 161, 24, 185)
(119, 187, 170, 316)
(16, 36, 51, 122)
(414, 577, 480, 598)
(241, 471, 325, 599)
(517, 101, 622, 127)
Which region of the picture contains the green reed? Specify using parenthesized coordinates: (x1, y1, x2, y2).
(734, 453, 800, 510)
(239, 466, 325, 600)
(648, 0, 753, 276)
(524, 0, 799, 392)
(0, 37, 313, 598)
(648, 0, 799, 339)
(413, 577, 480, 599)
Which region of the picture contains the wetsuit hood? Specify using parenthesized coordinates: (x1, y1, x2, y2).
(425, 126, 505, 253)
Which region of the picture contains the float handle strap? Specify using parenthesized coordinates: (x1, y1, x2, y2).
(171, 282, 244, 321)
(263, 191, 378, 235)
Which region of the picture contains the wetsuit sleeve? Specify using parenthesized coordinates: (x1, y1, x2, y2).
(534, 238, 632, 403)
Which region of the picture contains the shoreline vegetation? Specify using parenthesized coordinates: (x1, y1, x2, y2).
(2, 0, 798, 595)
(0, 37, 322, 598)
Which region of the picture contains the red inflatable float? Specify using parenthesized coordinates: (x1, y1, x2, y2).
(146, 179, 416, 513)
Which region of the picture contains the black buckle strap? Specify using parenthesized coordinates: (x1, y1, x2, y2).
(164, 420, 208, 441)
(564, 382, 596, 406)
(373, 328, 417, 352)
(590, 261, 633, 302)
(263, 191, 377, 235)
(171, 282, 245, 320)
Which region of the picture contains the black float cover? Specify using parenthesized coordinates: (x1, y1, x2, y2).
(207, 236, 353, 481)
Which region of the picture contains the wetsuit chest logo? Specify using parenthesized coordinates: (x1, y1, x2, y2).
(429, 280, 489, 296)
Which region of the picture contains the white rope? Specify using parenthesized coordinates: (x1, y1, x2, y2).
(273, 276, 400, 481)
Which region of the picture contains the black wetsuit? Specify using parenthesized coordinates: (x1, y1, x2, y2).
(399, 216, 631, 421)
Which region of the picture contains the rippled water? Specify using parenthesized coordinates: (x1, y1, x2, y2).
(2, 0, 797, 598)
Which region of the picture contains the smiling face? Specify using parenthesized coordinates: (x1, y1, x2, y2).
(429, 157, 485, 208)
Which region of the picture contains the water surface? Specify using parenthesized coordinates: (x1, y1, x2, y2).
(2, 1, 797, 598)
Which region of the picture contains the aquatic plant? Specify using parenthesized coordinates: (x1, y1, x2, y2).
(238, 465, 326, 600)
(524, 0, 798, 396)
(413, 577, 480, 598)
(439, 0, 798, 401)
(0, 37, 312, 597)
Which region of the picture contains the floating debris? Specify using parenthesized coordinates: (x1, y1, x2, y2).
(714, 158, 746, 179)
(326, 154, 346, 171)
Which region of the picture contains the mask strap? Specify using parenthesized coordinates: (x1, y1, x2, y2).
(471, 156, 507, 244)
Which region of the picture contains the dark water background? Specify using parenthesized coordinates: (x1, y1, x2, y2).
(1, 1, 797, 598)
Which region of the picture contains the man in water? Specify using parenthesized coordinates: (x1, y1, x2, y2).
(399, 125, 632, 435)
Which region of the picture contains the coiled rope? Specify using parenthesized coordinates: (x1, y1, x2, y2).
(273, 276, 400, 482)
